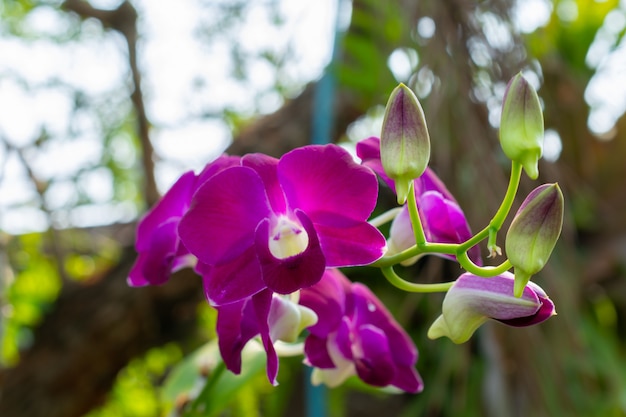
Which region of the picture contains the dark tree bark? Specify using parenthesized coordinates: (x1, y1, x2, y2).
(0, 247, 204, 417)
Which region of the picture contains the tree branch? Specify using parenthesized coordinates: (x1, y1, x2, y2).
(62, 0, 159, 207)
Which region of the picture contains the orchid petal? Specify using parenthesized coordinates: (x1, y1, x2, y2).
(353, 325, 395, 387)
(279, 144, 378, 221)
(195, 155, 241, 187)
(334, 317, 354, 361)
(310, 213, 387, 267)
(415, 167, 457, 203)
(391, 365, 424, 393)
(352, 284, 417, 366)
(136, 171, 196, 251)
(304, 335, 335, 369)
(242, 153, 287, 214)
(179, 166, 271, 265)
(216, 298, 259, 375)
(201, 246, 265, 306)
(252, 290, 279, 385)
(356, 136, 395, 190)
(310, 334, 357, 387)
(129, 218, 180, 286)
(254, 210, 325, 294)
(299, 269, 348, 337)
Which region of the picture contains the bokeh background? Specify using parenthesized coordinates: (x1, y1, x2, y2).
(2, 0, 626, 416)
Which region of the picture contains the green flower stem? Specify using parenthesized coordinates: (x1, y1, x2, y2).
(490, 160, 523, 230)
(372, 240, 458, 268)
(381, 266, 454, 293)
(372, 245, 421, 268)
(457, 251, 512, 277)
(407, 181, 427, 246)
(369, 207, 403, 228)
(371, 162, 522, 276)
(458, 161, 523, 253)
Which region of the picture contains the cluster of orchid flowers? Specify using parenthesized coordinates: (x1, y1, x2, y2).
(129, 73, 562, 394)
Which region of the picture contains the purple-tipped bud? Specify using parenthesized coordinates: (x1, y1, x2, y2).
(381, 83, 431, 204)
(506, 183, 564, 297)
(427, 272, 556, 344)
(499, 73, 544, 179)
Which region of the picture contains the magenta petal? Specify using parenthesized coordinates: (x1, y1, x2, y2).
(353, 324, 395, 387)
(216, 298, 259, 375)
(304, 335, 335, 369)
(136, 171, 196, 251)
(310, 214, 386, 267)
(334, 317, 354, 361)
(419, 191, 482, 265)
(279, 144, 379, 221)
(498, 282, 556, 327)
(178, 166, 271, 265)
(251, 290, 279, 385)
(196, 155, 241, 187)
(128, 256, 151, 287)
(202, 245, 265, 306)
(416, 167, 457, 203)
(299, 269, 347, 337)
(254, 210, 326, 294)
(242, 153, 287, 214)
(215, 289, 278, 385)
(352, 284, 417, 366)
(356, 137, 395, 190)
(391, 365, 424, 393)
(129, 218, 179, 286)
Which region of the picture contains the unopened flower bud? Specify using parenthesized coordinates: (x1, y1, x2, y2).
(506, 183, 564, 297)
(381, 83, 431, 204)
(427, 272, 555, 344)
(499, 73, 544, 179)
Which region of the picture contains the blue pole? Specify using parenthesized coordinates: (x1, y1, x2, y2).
(306, 0, 345, 416)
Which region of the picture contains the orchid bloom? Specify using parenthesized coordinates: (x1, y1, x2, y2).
(178, 144, 387, 306)
(128, 155, 240, 286)
(427, 272, 556, 344)
(356, 136, 481, 265)
(300, 269, 423, 393)
(216, 288, 317, 385)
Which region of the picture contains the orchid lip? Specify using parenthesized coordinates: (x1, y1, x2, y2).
(268, 216, 309, 259)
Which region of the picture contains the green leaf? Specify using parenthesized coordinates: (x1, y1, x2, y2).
(162, 340, 270, 417)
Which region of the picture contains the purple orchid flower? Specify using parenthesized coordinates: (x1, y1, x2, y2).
(178, 144, 387, 306)
(356, 136, 481, 265)
(216, 288, 317, 385)
(299, 269, 423, 393)
(427, 271, 556, 343)
(128, 155, 240, 286)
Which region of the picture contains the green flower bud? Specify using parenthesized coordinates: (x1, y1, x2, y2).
(381, 83, 431, 204)
(505, 183, 564, 297)
(499, 73, 544, 179)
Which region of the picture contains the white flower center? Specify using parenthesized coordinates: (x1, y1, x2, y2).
(268, 216, 309, 259)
